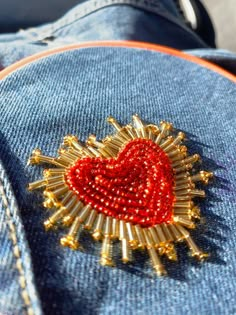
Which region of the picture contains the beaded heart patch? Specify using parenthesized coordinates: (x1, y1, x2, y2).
(28, 115, 213, 275)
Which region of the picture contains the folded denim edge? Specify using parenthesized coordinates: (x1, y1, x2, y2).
(0, 160, 43, 315)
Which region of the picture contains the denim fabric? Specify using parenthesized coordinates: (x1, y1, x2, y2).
(0, 1, 236, 315)
(1, 46, 236, 315)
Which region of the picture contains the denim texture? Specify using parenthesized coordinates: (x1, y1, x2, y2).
(0, 1, 236, 315)
(1, 46, 236, 315)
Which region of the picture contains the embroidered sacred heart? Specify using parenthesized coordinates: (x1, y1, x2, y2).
(28, 115, 213, 275)
(65, 139, 175, 227)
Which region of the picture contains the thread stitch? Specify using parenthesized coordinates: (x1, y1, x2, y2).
(0, 180, 34, 315)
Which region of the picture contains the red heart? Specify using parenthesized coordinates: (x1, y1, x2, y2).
(65, 139, 175, 227)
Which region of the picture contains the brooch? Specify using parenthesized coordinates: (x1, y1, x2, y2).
(28, 115, 213, 275)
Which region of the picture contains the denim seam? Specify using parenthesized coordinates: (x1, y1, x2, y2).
(0, 181, 35, 315)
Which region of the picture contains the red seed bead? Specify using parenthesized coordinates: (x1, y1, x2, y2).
(65, 139, 175, 228)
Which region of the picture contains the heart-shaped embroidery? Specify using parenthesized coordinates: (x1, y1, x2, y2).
(65, 139, 174, 227)
(28, 115, 212, 275)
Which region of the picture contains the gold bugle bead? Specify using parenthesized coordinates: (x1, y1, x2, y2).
(154, 123, 170, 144)
(174, 208, 191, 216)
(102, 136, 120, 150)
(107, 116, 122, 131)
(62, 195, 78, 212)
(46, 181, 65, 191)
(68, 216, 82, 237)
(147, 247, 167, 276)
(121, 238, 131, 263)
(173, 216, 195, 229)
(154, 121, 172, 144)
(175, 188, 192, 196)
(119, 220, 127, 240)
(100, 236, 114, 267)
(175, 171, 190, 180)
(57, 155, 75, 165)
(43, 168, 65, 177)
(183, 154, 200, 165)
(174, 183, 195, 191)
(62, 200, 84, 226)
(77, 204, 92, 223)
(160, 136, 174, 150)
(148, 227, 161, 247)
(174, 200, 193, 208)
(104, 216, 112, 236)
(98, 148, 113, 158)
(172, 132, 185, 146)
(147, 129, 154, 140)
(28, 149, 58, 166)
(81, 147, 95, 157)
(175, 177, 191, 186)
(111, 218, 119, 239)
(125, 124, 137, 139)
(169, 152, 187, 163)
(46, 185, 69, 199)
(45, 207, 69, 227)
(103, 147, 117, 157)
(134, 122, 148, 138)
(185, 235, 209, 260)
(58, 191, 74, 207)
(126, 222, 138, 249)
(106, 137, 123, 149)
(190, 189, 206, 198)
(92, 213, 105, 240)
(132, 114, 144, 129)
(154, 224, 167, 244)
(86, 146, 101, 157)
(143, 229, 154, 249)
(167, 147, 181, 158)
(161, 223, 174, 242)
(60, 152, 77, 162)
(87, 135, 105, 148)
(46, 175, 64, 184)
(174, 224, 190, 238)
(58, 148, 78, 161)
(175, 215, 191, 221)
(28, 179, 46, 191)
(70, 139, 84, 152)
(67, 148, 81, 158)
(118, 128, 133, 141)
(175, 195, 191, 201)
(113, 132, 129, 144)
(174, 164, 193, 174)
(84, 209, 97, 230)
(134, 224, 146, 248)
(168, 224, 184, 241)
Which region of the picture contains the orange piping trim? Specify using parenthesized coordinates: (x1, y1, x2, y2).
(0, 40, 235, 82)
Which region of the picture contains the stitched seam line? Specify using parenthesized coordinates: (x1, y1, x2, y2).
(0, 180, 35, 315)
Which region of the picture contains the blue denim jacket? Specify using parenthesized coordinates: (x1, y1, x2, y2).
(0, 1, 236, 315)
